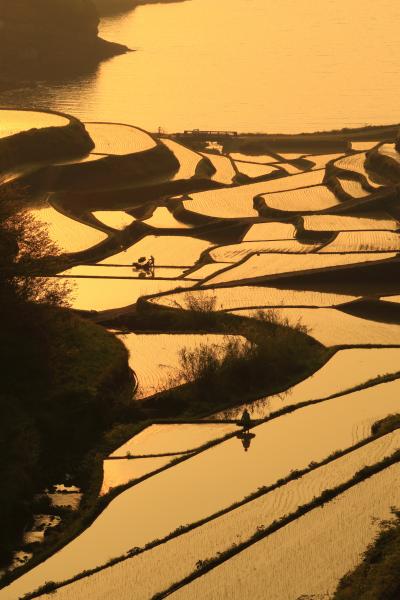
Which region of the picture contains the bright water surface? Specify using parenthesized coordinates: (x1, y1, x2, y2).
(1, 0, 400, 132)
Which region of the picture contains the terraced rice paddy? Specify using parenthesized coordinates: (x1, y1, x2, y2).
(149, 286, 357, 311)
(161, 138, 202, 179)
(378, 142, 400, 164)
(7, 380, 400, 600)
(184, 263, 229, 280)
(84, 123, 156, 154)
(37, 432, 400, 600)
(335, 153, 382, 189)
(225, 347, 400, 419)
(306, 153, 344, 169)
(182, 170, 324, 219)
(337, 177, 370, 198)
(92, 211, 134, 230)
(275, 162, 303, 175)
(29, 206, 108, 253)
(200, 152, 236, 184)
(351, 141, 379, 151)
(230, 307, 400, 346)
(143, 207, 192, 229)
(99, 235, 211, 267)
(68, 278, 192, 311)
(208, 239, 320, 263)
(260, 185, 339, 213)
(234, 161, 278, 178)
(59, 265, 186, 279)
(302, 213, 397, 232)
(203, 252, 395, 286)
(100, 456, 181, 495)
(0, 109, 69, 138)
(110, 424, 237, 457)
(171, 463, 400, 600)
(277, 153, 305, 160)
(319, 230, 400, 253)
(118, 333, 242, 398)
(242, 221, 296, 241)
(229, 153, 277, 164)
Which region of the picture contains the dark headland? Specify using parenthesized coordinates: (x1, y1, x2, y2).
(0, 0, 129, 81)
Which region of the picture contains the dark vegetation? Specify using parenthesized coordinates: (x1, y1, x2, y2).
(366, 146, 400, 185)
(334, 510, 400, 600)
(371, 414, 400, 437)
(110, 295, 329, 419)
(0, 0, 128, 80)
(0, 113, 94, 173)
(0, 185, 135, 566)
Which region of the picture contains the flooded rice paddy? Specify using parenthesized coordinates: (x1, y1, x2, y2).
(242, 221, 296, 241)
(143, 207, 191, 229)
(3, 106, 400, 598)
(84, 123, 156, 155)
(29, 206, 108, 253)
(149, 287, 358, 311)
(68, 278, 193, 311)
(6, 380, 400, 599)
(222, 347, 400, 419)
(204, 252, 396, 286)
(0, 109, 69, 138)
(92, 211, 135, 230)
(36, 433, 400, 600)
(118, 333, 244, 398)
(231, 307, 400, 346)
(260, 185, 340, 213)
(110, 424, 238, 457)
(99, 235, 210, 267)
(302, 213, 398, 232)
(171, 463, 400, 600)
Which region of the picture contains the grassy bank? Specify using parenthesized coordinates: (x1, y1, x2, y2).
(334, 511, 400, 599)
(0, 111, 93, 173)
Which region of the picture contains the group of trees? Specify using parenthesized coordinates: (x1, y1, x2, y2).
(0, 184, 70, 563)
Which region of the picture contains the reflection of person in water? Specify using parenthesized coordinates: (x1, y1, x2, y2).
(241, 434, 252, 452)
(236, 409, 255, 452)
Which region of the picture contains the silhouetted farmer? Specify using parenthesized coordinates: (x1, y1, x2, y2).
(240, 408, 252, 432)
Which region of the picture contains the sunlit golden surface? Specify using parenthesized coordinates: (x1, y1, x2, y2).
(171, 463, 400, 600)
(118, 332, 244, 398)
(3, 1, 400, 132)
(99, 235, 210, 266)
(6, 380, 400, 600)
(68, 278, 193, 311)
(149, 287, 358, 311)
(204, 252, 396, 286)
(223, 348, 400, 419)
(29, 207, 108, 253)
(0, 109, 68, 138)
(110, 424, 237, 457)
(35, 432, 400, 600)
(231, 308, 400, 346)
(92, 211, 135, 230)
(84, 122, 156, 154)
(303, 213, 397, 232)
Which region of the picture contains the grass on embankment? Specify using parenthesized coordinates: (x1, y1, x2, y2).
(334, 511, 400, 599)
(114, 299, 330, 419)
